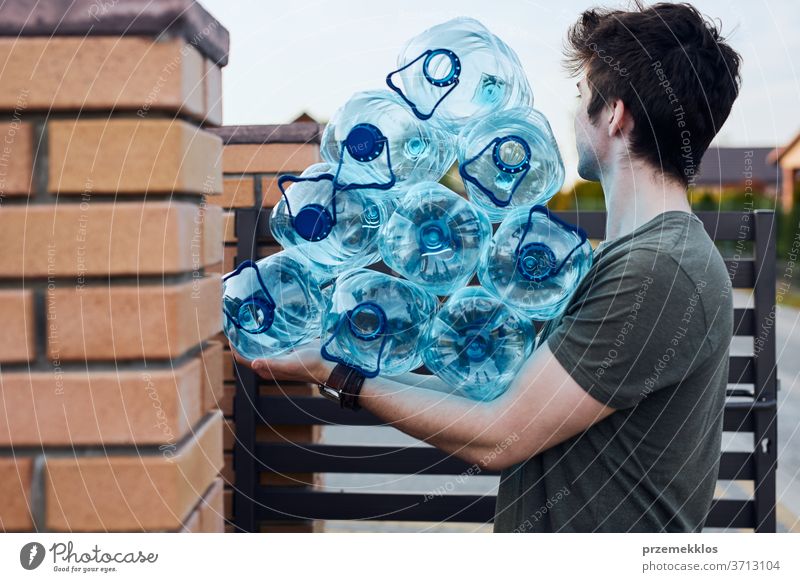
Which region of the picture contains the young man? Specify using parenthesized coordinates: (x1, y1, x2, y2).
(236, 2, 741, 532)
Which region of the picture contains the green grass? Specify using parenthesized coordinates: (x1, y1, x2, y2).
(779, 290, 800, 310)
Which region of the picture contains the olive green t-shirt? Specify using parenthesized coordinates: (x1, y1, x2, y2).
(493, 210, 734, 532)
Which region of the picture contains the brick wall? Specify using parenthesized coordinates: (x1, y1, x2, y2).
(0, 0, 228, 532)
(206, 123, 324, 532)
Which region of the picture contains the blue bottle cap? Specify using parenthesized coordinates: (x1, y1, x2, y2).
(294, 203, 333, 242)
(345, 123, 385, 162)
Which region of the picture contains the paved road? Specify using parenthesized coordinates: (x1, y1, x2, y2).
(321, 291, 800, 532)
(768, 299, 800, 531)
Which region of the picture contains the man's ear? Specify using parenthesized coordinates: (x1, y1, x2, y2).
(607, 98, 628, 138)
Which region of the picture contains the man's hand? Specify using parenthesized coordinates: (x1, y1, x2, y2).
(230, 340, 335, 385)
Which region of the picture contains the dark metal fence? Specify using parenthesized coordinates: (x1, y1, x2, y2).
(232, 209, 778, 532)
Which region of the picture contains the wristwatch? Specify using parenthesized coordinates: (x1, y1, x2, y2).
(318, 363, 366, 411)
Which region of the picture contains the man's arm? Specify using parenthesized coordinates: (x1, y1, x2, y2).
(357, 342, 614, 470)
(386, 370, 455, 394)
(239, 340, 615, 471)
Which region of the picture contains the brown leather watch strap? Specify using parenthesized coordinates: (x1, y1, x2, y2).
(325, 363, 366, 411)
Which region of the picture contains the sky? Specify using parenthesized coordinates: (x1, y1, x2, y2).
(201, 0, 800, 183)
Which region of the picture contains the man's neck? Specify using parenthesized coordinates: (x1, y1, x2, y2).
(599, 159, 691, 242)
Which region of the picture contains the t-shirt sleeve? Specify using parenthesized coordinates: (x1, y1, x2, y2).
(545, 248, 711, 410)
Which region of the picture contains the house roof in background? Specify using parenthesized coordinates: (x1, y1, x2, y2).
(693, 147, 780, 187)
(208, 123, 322, 144)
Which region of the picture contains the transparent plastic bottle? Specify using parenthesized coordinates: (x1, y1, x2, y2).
(321, 269, 438, 377)
(378, 182, 491, 296)
(478, 205, 593, 320)
(421, 286, 535, 401)
(320, 90, 455, 194)
(222, 251, 326, 361)
(458, 107, 565, 222)
(270, 163, 396, 278)
(386, 17, 533, 133)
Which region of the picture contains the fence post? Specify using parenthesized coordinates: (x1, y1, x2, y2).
(751, 209, 778, 532)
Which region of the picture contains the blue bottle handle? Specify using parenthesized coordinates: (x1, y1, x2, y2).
(513, 206, 589, 282)
(386, 48, 461, 121)
(333, 123, 397, 192)
(320, 301, 389, 378)
(222, 260, 277, 333)
(458, 134, 532, 208)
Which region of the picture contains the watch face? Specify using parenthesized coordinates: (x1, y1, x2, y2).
(319, 384, 341, 403)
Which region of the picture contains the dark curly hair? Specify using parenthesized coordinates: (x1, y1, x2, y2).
(564, 1, 742, 186)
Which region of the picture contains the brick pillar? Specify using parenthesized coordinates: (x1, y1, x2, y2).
(0, 0, 229, 533)
(206, 123, 324, 533)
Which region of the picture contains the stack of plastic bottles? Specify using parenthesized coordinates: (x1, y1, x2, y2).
(222, 17, 594, 401)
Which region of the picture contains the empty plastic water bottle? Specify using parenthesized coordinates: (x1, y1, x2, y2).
(270, 163, 396, 277)
(321, 269, 438, 377)
(478, 205, 593, 320)
(222, 251, 327, 361)
(378, 182, 491, 296)
(320, 90, 455, 193)
(458, 107, 565, 222)
(386, 17, 533, 133)
(421, 286, 535, 401)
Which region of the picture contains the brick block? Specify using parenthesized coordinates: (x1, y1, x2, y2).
(261, 176, 283, 208)
(202, 204, 224, 266)
(0, 289, 35, 363)
(48, 119, 222, 195)
(204, 59, 223, 127)
(0, 456, 34, 531)
(44, 411, 224, 532)
(223, 245, 236, 275)
(180, 478, 224, 532)
(202, 341, 224, 413)
(0, 37, 207, 119)
(0, 0, 230, 67)
(46, 275, 222, 361)
(0, 121, 33, 196)
(0, 202, 207, 277)
(206, 261, 223, 275)
(221, 384, 235, 416)
(222, 143, 319, 174)
(212, 177, 256, 208)
(0, 356, 208, 446)
(223, 211, 236, 242)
